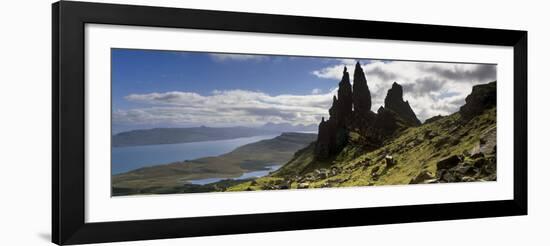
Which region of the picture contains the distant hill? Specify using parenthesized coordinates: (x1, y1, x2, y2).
(112, 126, 277, 147)
(113, 124, 318, 147)
(260, 122, 317, 132)
(112, 132, 317, 195)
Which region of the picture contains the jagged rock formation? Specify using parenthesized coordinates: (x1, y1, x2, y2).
(384, 82, 421, 126)
(316, 71, 352, 159)
(229, 81, 497, 192)
(459, 81, 496, 121)
(336, 67, 353, 125)
(352, 62, 372, 115)
(315, 62, 420, 160)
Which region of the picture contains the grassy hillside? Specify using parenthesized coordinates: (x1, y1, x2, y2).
(227, 107, 496, 191)
(112, 132, 316, 195)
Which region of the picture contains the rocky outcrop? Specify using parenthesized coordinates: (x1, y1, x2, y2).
(384, 82, 421, 126)
(315, 62, 421, 160)
(469, 127, 496, 156)
(436, 155, 462, 170)
(424, 115, 443, 124)
(409, 170, 436, 184)
(435, 152, 496, 183)
(352, 62, 371, 116)
(315, 117, 337, 159)
(459, 81, 496, 121)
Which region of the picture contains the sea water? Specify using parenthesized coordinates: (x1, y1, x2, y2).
(111, 134, 279, 174)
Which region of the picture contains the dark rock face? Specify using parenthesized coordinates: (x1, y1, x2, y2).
(328, 96, 338, 119)
(315, 62, 421, 160)
(374, 106, 399, 137)
(352, 62, 371, 115)
(436, 155, 462, 170)
(384, 82, 421, 126)
(316, 117, 337, 159)
(315, 67, 353, 159)
(459, 81, 496, 121)
(337, 67, 353, 124)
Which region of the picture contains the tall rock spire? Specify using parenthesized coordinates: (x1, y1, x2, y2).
(315, 67, 353, 159)
(329, 95, 338, 119)
(352, 61, 371, 114)
(337, 66, 353, 124)
(384, 82, 421, 126)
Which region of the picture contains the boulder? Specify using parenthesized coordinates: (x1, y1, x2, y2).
(315, 169, 330, 179)
(454, 165, 477, 176)
(371, 166, 380, 176)
(461, 176, 476, 182)
(330, 167, 341, 176)
(278, 184, 290, 189)
(441, 171, 457, 182)
(385, 155, 396, 167)
(424, 130, 437, 140)
(471, 152, 485, 160)
(410, 170, 435, 184)
(436, 155, 462, 170)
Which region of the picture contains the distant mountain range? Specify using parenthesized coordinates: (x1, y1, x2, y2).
(112, 123, 318, 147)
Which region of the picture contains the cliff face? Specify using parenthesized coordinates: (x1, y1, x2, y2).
(384, 82, 421, 126)
(315, 62, 420, 160)
(459, 81, 496, 121)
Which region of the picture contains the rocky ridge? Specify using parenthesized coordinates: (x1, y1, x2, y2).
(227, 73, 497, 192)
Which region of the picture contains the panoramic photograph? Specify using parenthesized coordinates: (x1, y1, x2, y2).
(111, 49, 497, 196)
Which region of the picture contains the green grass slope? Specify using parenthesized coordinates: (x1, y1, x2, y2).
(227, 107, 496, 191)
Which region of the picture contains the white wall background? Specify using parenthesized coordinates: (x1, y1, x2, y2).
(0, 0, 547, 245)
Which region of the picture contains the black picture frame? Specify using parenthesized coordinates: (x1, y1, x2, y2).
(52, 1, 527, 245)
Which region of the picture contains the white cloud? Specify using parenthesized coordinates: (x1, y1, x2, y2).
(311, 60, 496, 121)
(115, 59, 496, 129)
(115, 89, 337, 128)
(209, 54, 268, 62)
(311, 88, 322, 94)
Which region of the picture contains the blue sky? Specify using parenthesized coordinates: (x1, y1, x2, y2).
(112, 49, 496, 133)
(112, 49, 349, 112)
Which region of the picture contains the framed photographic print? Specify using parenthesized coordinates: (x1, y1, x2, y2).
(52, 1, 527, 245)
